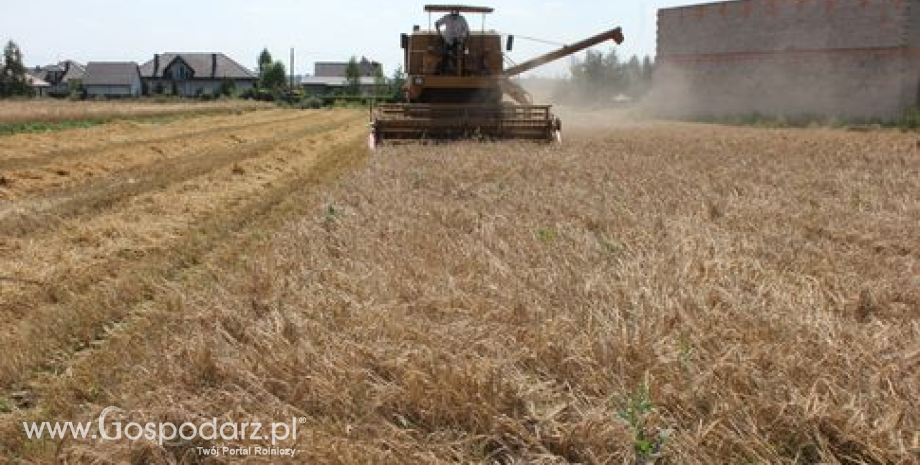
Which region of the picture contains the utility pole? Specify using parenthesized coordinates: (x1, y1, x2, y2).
(289, 48, 295, 92)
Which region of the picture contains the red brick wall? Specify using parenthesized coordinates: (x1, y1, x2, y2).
(658, 0, 909, 57)
(652, 0, 918, 120)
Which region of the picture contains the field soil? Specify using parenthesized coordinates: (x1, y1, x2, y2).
(0, 108, 917, 464)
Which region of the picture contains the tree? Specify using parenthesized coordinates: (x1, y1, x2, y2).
(642, 56, 654, 88)
(602, 49, 625, 95)
(261, 61, 287, 90)
(569, 49, 609, 102)
(624, 55, 643, 98)
(258, 48, 273, 77)
(0, 41, 33, 98)
(390, 66, 406, 102)
(218, 78, 236, 97)
(372, 64, 387, 97)
(554, 50, 655, 106)
(68, 78, 84, 99)
(344, 56, 361, 96)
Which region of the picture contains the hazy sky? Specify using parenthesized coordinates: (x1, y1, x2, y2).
(2, 0, 699, 77)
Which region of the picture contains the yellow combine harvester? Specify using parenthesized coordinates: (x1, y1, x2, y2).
(370, 4, 624, 148)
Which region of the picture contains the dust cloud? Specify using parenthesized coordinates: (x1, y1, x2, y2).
(517, 77, 657, 131)
(645, 57, 909, 123)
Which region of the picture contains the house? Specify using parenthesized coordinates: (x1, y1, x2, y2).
(83, 62, 143, 98)
(300, 76, 387, 97)
(140, 53, 257, 97)
(314, 57, 382, 78)
(302, 58, 387, 96)
(25, 74, 51, 97)
(29, 61, 85, 96)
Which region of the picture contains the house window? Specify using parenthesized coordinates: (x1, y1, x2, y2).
(170, 64, 191, 80)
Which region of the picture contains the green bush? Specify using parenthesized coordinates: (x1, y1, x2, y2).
(299, 96, 323, 109)
(218, 78, 236, 97)
(244, 89, 275, 102)
(901, 108, 920, 130)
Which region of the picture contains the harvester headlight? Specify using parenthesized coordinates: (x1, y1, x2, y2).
(414, 77, 425, 85)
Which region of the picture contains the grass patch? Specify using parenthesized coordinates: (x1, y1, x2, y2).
(679, 111, 920, 131)
(0, 109, 260, 137)
(686, 112, 846, 128)
(0, 99, 272, 136)
(0, 119, 106, 136)
(681, 108, 920, 132)
(900, 107, 920, 130)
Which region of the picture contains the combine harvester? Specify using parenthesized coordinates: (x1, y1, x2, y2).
(370, 4, 625, 148)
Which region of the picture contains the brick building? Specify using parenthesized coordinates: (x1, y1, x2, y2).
(653, 0, 920, 121)
(313, 57, 382, 78)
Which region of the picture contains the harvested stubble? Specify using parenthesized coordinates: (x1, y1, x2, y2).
(3, 121, 919, 464)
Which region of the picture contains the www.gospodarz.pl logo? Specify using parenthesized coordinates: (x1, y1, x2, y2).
(24, 406, 305, 457)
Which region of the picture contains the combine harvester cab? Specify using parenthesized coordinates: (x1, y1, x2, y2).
(370, 4, 624, 148)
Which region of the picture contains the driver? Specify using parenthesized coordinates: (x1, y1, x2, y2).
(435, 9, 470, 47)
(435, 9, 469, 74)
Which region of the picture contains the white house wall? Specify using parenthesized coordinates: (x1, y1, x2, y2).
(85, 85, 136, 98)
(146, 79, 256, 97)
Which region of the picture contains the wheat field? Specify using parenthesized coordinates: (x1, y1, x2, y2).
(0, 111, 917, 463)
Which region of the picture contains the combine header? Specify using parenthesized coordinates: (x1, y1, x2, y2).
(370, 4, 624, 148)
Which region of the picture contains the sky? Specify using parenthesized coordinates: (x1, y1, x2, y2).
(1, 0, 700, 77)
